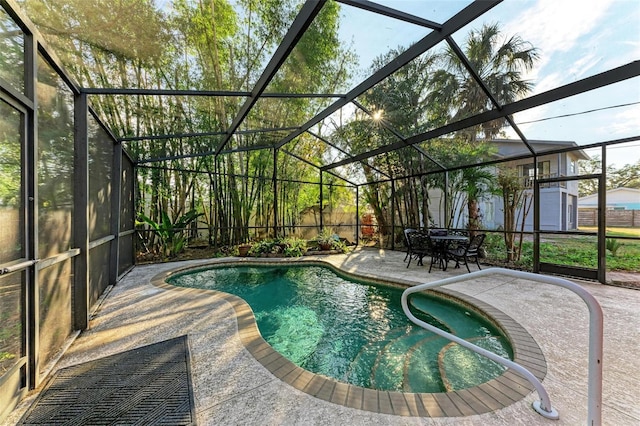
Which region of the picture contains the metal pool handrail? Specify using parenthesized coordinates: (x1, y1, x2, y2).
(401, 267, 604, 424)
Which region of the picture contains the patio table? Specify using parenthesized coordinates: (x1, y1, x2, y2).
(429, 234, 468, 271)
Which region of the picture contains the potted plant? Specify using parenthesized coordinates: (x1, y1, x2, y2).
(316, 228, 337, 251)
(237, 243, 252, 257)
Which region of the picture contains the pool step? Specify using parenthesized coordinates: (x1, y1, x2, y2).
(342, 295, 514, 394)
(437, 336, 510, 392)
(409, 295, 503, 340)
(402, 334, 447, 392)
(370, 330, 449, 393)
(344, 327, 408, 387)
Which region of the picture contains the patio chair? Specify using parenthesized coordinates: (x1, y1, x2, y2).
(403, 228, 418, 262)
(427, 234, 446, 273)
(406, 230, 431, 268)
(447, 233, 486, 273)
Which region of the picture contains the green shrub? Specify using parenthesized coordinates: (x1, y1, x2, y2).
(137, 208, 203, 258)
(316, 228, 338, 247)
(482, 232, 505, 258)
(606, 238, 622, 257)
(247, 237, 308, 257)
(332, 239, 348, 253)
(315, 228, 350, 253)
(248, 239, 277, 256)
(282, 237, 307, 257)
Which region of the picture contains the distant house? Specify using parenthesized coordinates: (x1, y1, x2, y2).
(579, 187, 640, 210)
(486, 139, 590, 232)
(429, 139, 590, 232)
(578, 188, 640, 228)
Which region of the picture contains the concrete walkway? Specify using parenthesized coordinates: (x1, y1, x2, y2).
(5, 248, 640, 425)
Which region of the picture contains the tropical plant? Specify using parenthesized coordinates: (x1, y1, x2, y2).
(606, 238, 622, 257)
(331, 238, 348, 253)
(21, 0, 354, 251)
(347, 48, 438, 237)
(316, 228, 338, 249)
(281, 237, 307, 257)
(453, 166, 495, 236)
(426, 23, 538, 236)
(248, 239, 278, 256)
(314, 228, 349, 253)
(138, 208, 203, 258)
(246, 237, 307, 257)
(342, 24, 538, 242)
(428, 22, 539, 141)
(496, 166, 533, 261)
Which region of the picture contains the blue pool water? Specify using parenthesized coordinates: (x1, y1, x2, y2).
(168, 264, 512, 393)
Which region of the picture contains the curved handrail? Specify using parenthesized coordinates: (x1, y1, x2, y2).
(401, 267, 604, 424)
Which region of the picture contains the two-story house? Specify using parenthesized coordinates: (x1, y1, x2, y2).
(428, 139, 589, 232)
(486, 139, 590, 232)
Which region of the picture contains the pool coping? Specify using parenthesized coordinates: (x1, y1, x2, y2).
(150, 258, 547, 418)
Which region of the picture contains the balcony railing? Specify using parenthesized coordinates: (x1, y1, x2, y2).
(520, 173, 567, 189)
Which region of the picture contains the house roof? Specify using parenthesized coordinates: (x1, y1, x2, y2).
(492, 139, 591, 161)
(579, 187, 640, 203)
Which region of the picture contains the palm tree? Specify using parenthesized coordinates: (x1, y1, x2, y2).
(428, 23, 538, 234)
(458, 166, 495, 237)
(428, 22, 539, 141)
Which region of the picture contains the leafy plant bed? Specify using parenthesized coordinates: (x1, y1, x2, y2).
(136, 245, 231, 264)
(304, 249, 343, 255)
(243, 249, 344, 257)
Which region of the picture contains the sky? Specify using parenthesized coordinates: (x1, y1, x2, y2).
(154, 0, 640, 168)
(336, 0, 640, 168)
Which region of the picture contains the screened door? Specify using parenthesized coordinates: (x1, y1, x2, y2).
(535, 175, 605, 283)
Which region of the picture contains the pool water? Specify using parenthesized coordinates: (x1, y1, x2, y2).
(168, 264, 512, 393)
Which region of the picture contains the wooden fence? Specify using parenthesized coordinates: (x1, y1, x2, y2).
(579, 209, 640, 227)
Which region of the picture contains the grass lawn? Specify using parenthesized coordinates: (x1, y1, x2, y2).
(579, 226, 640, 237)
(541, 235, 640, 272)
(484, 231, 640, 272)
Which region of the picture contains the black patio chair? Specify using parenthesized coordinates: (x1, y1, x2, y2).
(403, 228, 418, 262)
(426, 234, 446, 273)
(406, 230, 432, 268)
(447, 233, 486, 273)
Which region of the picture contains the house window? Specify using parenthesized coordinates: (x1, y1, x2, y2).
(518, 161, 550, 179)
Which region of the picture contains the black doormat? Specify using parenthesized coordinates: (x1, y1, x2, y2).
(19, 336, 195, 425)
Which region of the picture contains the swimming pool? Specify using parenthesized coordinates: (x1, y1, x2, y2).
(168, 263, 513, 394)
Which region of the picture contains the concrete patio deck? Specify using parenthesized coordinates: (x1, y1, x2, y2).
(6, 247, 640, 425)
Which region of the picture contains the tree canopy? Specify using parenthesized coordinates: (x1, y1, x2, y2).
(17, 1, 547, 247)
(579, 155, 640, 197)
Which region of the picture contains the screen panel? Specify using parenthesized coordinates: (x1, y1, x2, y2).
(0, 6, 25, 94)
(38, 259, 72, 372)
(0, 271, 24, 377)
(37, 53, 74, 259)
(88, 116, 113, 241)
(88, 241, 111, 308)
(0, 100, 24, 264)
